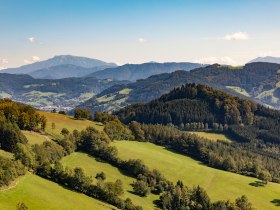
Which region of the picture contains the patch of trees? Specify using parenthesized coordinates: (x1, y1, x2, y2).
(74, 108, 91, 120)
(0, 156, 25, 187)
(94, 111, 117, 124)
(160, 182, 252, 210)
(0, 99, 47, 131)
(104, 119, 134, 140)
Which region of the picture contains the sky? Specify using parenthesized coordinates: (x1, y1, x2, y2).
(0, 0, 280, 69)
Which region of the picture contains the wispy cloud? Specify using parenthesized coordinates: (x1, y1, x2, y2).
(24, 56, 40, 64)
(0, 58, 8, 70)
(138, 38, 147, 43)
(28, 37, 35, 43)
(194, 56, 237, 65)
(224, 32, 249, 41)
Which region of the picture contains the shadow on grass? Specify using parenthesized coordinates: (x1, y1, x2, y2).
(249, 181, 265, 187)
(271, 199, 280, 206)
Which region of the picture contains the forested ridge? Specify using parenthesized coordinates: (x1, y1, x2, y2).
(78, 62, 280, 113)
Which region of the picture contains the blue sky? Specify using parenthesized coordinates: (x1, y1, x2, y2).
(0, 0, 280, 68)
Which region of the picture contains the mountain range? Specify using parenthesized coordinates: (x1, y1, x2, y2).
(1, 55, 117, 79)
(76, 62, 280, 113)
(87, 62, 205, 81)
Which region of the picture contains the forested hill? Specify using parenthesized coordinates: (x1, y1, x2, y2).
(116, 83, 280, 144)
(77, 62, 280, 113)
(86, 62, 205, 81)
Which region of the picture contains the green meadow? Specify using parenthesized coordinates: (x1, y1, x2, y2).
(113, 141, 280, 210)
(0, 173, 116, 210)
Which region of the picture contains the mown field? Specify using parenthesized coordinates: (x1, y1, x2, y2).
(39, 111, 103, 139)
(61, 152, 158, 209)
(0, 173, 116, 210)
(113, 141, 280, 210)
(22, 130, 51, 145)
(188, 131, 232, 142)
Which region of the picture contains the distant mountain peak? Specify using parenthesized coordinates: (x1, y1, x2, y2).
(248, 56, 280, 64)
(1, 55, 117, 77)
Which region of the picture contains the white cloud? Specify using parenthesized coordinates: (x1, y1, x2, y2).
(138, 38, 147, 43)
(24, 56, 40, 64)
(194, 56, 237, 65)
(224, 32, 249, 41)
(1, 58, 8, 64)
(28, 37, 35, 43)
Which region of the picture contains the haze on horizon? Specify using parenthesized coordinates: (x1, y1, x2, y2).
(0, 0, 280, 69)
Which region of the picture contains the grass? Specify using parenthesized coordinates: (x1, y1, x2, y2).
(0, 149, 13, 159)
(0, 173, 116, 210)
(113, 141, 280, 210)
(118, 88, 132, 95)
(226, 86, 250, 97)
(61, 152, 158, 210)
(39, 111, 104, 139)
(188, 131, 232, 142)
(22, 130, 51, 145)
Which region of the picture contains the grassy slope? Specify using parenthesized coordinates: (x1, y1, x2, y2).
(0, 149, 13, 159)
(188, 131, 232, 142)
(0, 173, 116, 210)
(39, 111, 103, 139)
(113, 141, 280, 210)
(22, 130, 50, 145)
(61, 152, 158, 210)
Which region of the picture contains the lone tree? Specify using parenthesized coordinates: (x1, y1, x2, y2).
(133, 180, 150, 197)
(51, 122, 56, 130)
(258, 170, 272, 185)
(95, 172, 106, 181)
(60, 128, 70, 136)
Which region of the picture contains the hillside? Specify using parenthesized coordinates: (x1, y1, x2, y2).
(0, 73, 128, 110)
(1, 55, 117, 76)
(29, 64, 116, 79)
(77, 62, 280, 113)
(87, 62, 205, 81)
(113, 141, 280, 210)
(0, 173, 116, 210)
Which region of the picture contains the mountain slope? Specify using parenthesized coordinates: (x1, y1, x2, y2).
(86, 62, 205, 81)
(1, 55, 117, 76)
(29, 64, 115, 79)
(248, 56, 280, 64)
(0, 73, 128, 110)
(77, 62, 280, 113)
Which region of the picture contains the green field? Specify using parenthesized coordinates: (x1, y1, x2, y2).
(39, 112, 103, 139)
(22, 130, 51, 145)
(0, 173, 116, 210)
(226, 86, 250, 97)
(188, 131, 232, 142)
(0, 149, 13, 159)
(61, 152, 158, 209)
(113, 141, 280, 210)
